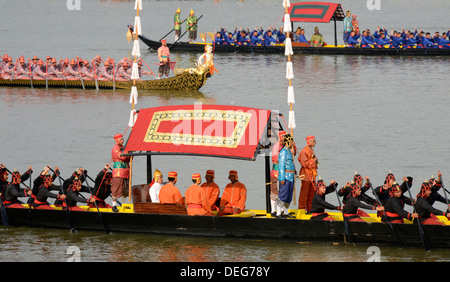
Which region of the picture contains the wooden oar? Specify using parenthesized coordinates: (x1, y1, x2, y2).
(28, 170, 32, 227)
(404, 180, 431, 251)
(440, 174, 450, 212)
(170, 15, 203, 50)
(333, 184, 351, 244)
(159, 18, 186, 41)
(49, 167, 77, 233)
(369, 182, 403, 246)
(0, 194, 8, 227)
(82, 171, 109, 234)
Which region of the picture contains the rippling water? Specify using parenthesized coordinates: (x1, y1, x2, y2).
(1, 0, 449, 262)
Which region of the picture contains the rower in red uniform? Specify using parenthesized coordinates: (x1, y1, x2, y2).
(47, 58, 64, 80)
(310, 178, 341, 221)
(33, 174, 66, 210)
(111, 133, 130, 212)
(342, 182, 384, 222)
(415, 179, 450, 225)
(218, 170, 247, 216)
(159, 171, 185, 206)
(185, 173, 214, 216)
(90, 164, 113, 209)
(381, 182, 418, 223)
(116, 61, 131, 81)
(64, 177, 95, 211)
(4, 170, 32, 208)
(15, 57, 30, 79)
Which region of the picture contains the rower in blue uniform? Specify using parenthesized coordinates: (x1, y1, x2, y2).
(250, 30, 263, 45)
(347, 31, 360, 47)
(263, 30, 277, 46)
(375, 32, 391, 48)
(361, 30, 375, 48)
(423, 32, 438, 48)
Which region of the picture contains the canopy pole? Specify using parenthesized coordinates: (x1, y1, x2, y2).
(334, 17, 337, 46)
(128, 0, 143, 201)
(146, 155, 152, 183)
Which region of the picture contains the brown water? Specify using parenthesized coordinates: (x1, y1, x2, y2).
(0, 0, 449, 262)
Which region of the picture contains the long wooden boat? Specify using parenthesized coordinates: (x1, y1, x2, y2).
(0, 70, 211, 91)
(141, 1, 450, 56)
(2, 105, 450, 249)
(139, 35, 450, 56)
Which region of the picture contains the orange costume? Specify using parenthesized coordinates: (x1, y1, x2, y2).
(298, 135, 318, 211)
(200, 170, 220, 211)
(185, 173, 214, 216)
(219, 170, 247, 215)
(158, 171, 185, 206)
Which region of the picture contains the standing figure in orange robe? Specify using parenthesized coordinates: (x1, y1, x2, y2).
(200, 170, 220, 211)
(159, 171, 185, 206)
(218, 170, 247, 216)
(298, 135, 318, 213)
(185, 173, 214, 216)
(111, 133, 130, 212)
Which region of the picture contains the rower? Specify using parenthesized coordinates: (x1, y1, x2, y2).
(4, 170, 32, 209)
(33, 174, 66, 210)
(47, 58, 64, 80)
(375, 32, 391, 48)
(310, 178, 341, 221)
(90, 164, 113, 209)
(218, 170, 247, 216)
(15, 57, 30, 79)
(381, 182, 417, 224)
(361, 30, 375, 48)
(158, 171, 185, 206)
(64, 177, 95, 211)
(415, 179, 450, 225)
(185, 173, 214, 216)
(347, 31, 360, 48)
(342, 182, 384, 222)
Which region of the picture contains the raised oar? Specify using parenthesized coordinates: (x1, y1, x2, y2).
(405, 180, 431, 251)
(82, 171, 109, 234)
(440, 174, 450, 213)
(368, 182, 403, 246)
(170, 15, 203, 50)
(28, 170, 32, 227)
(333, 184, 351, 244)
(159, 18, 187, 41)
(49, 167, 77, 233)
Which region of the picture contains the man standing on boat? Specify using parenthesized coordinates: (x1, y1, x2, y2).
(174, 8, 182, 41)
(186, 9, 198, 43)
(270, 130, 286, 216)
(276, 134, 296, 218)
(298, 136, 318, 213)
(111, 133, 130, 212)
(157, 39, 171, 79)
(343, 10, 353, 46)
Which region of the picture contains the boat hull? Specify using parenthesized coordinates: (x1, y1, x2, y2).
(140, 35, 450, 56)
(0, 71, 210, 91)
(3, 206, 450, 248)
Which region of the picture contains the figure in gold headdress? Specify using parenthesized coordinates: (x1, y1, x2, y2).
(186, 9, 198, 43)
(174, 8, 182, 41)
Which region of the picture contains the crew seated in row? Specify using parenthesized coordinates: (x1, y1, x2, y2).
(149, 169, 247, 216)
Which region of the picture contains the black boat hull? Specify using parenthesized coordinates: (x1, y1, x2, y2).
(3, 207, 450, 248)
(140, 35, 450, 56)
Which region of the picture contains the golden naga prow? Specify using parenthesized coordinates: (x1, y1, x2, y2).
(175, 45, 217, 76)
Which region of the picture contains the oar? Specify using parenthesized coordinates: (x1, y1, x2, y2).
(82, 171, 109, 234)
(159, 18, 187, 41)
(369, 182, 403, 246)
(404, 180, 431, 251)
(170, 15, 203, 50)
(45, 61, 48, 90)
(49, 167, 77, 233)
(28, 58, 33, 89)
(28, 170, 33, 227)
(333, 184, 351, 244)
(440, 174, 450, 213)
(0, 191, 8, 227)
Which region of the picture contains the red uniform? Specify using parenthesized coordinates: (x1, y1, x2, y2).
(298, 136, 318, 211)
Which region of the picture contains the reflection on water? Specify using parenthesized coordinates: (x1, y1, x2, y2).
(1, 227, 450, 262)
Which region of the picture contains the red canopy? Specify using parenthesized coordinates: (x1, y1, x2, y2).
(286, 2, 345, 23)
(124, 105, 273, 160)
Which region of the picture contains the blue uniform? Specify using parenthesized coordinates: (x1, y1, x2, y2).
(278, 146, 295, 203)
(361, 36, 375, 48)
(347, 34, 360, 47)
(376, 36, 390, 48)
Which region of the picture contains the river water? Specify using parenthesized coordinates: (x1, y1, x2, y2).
(0, 0, 449, 263)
